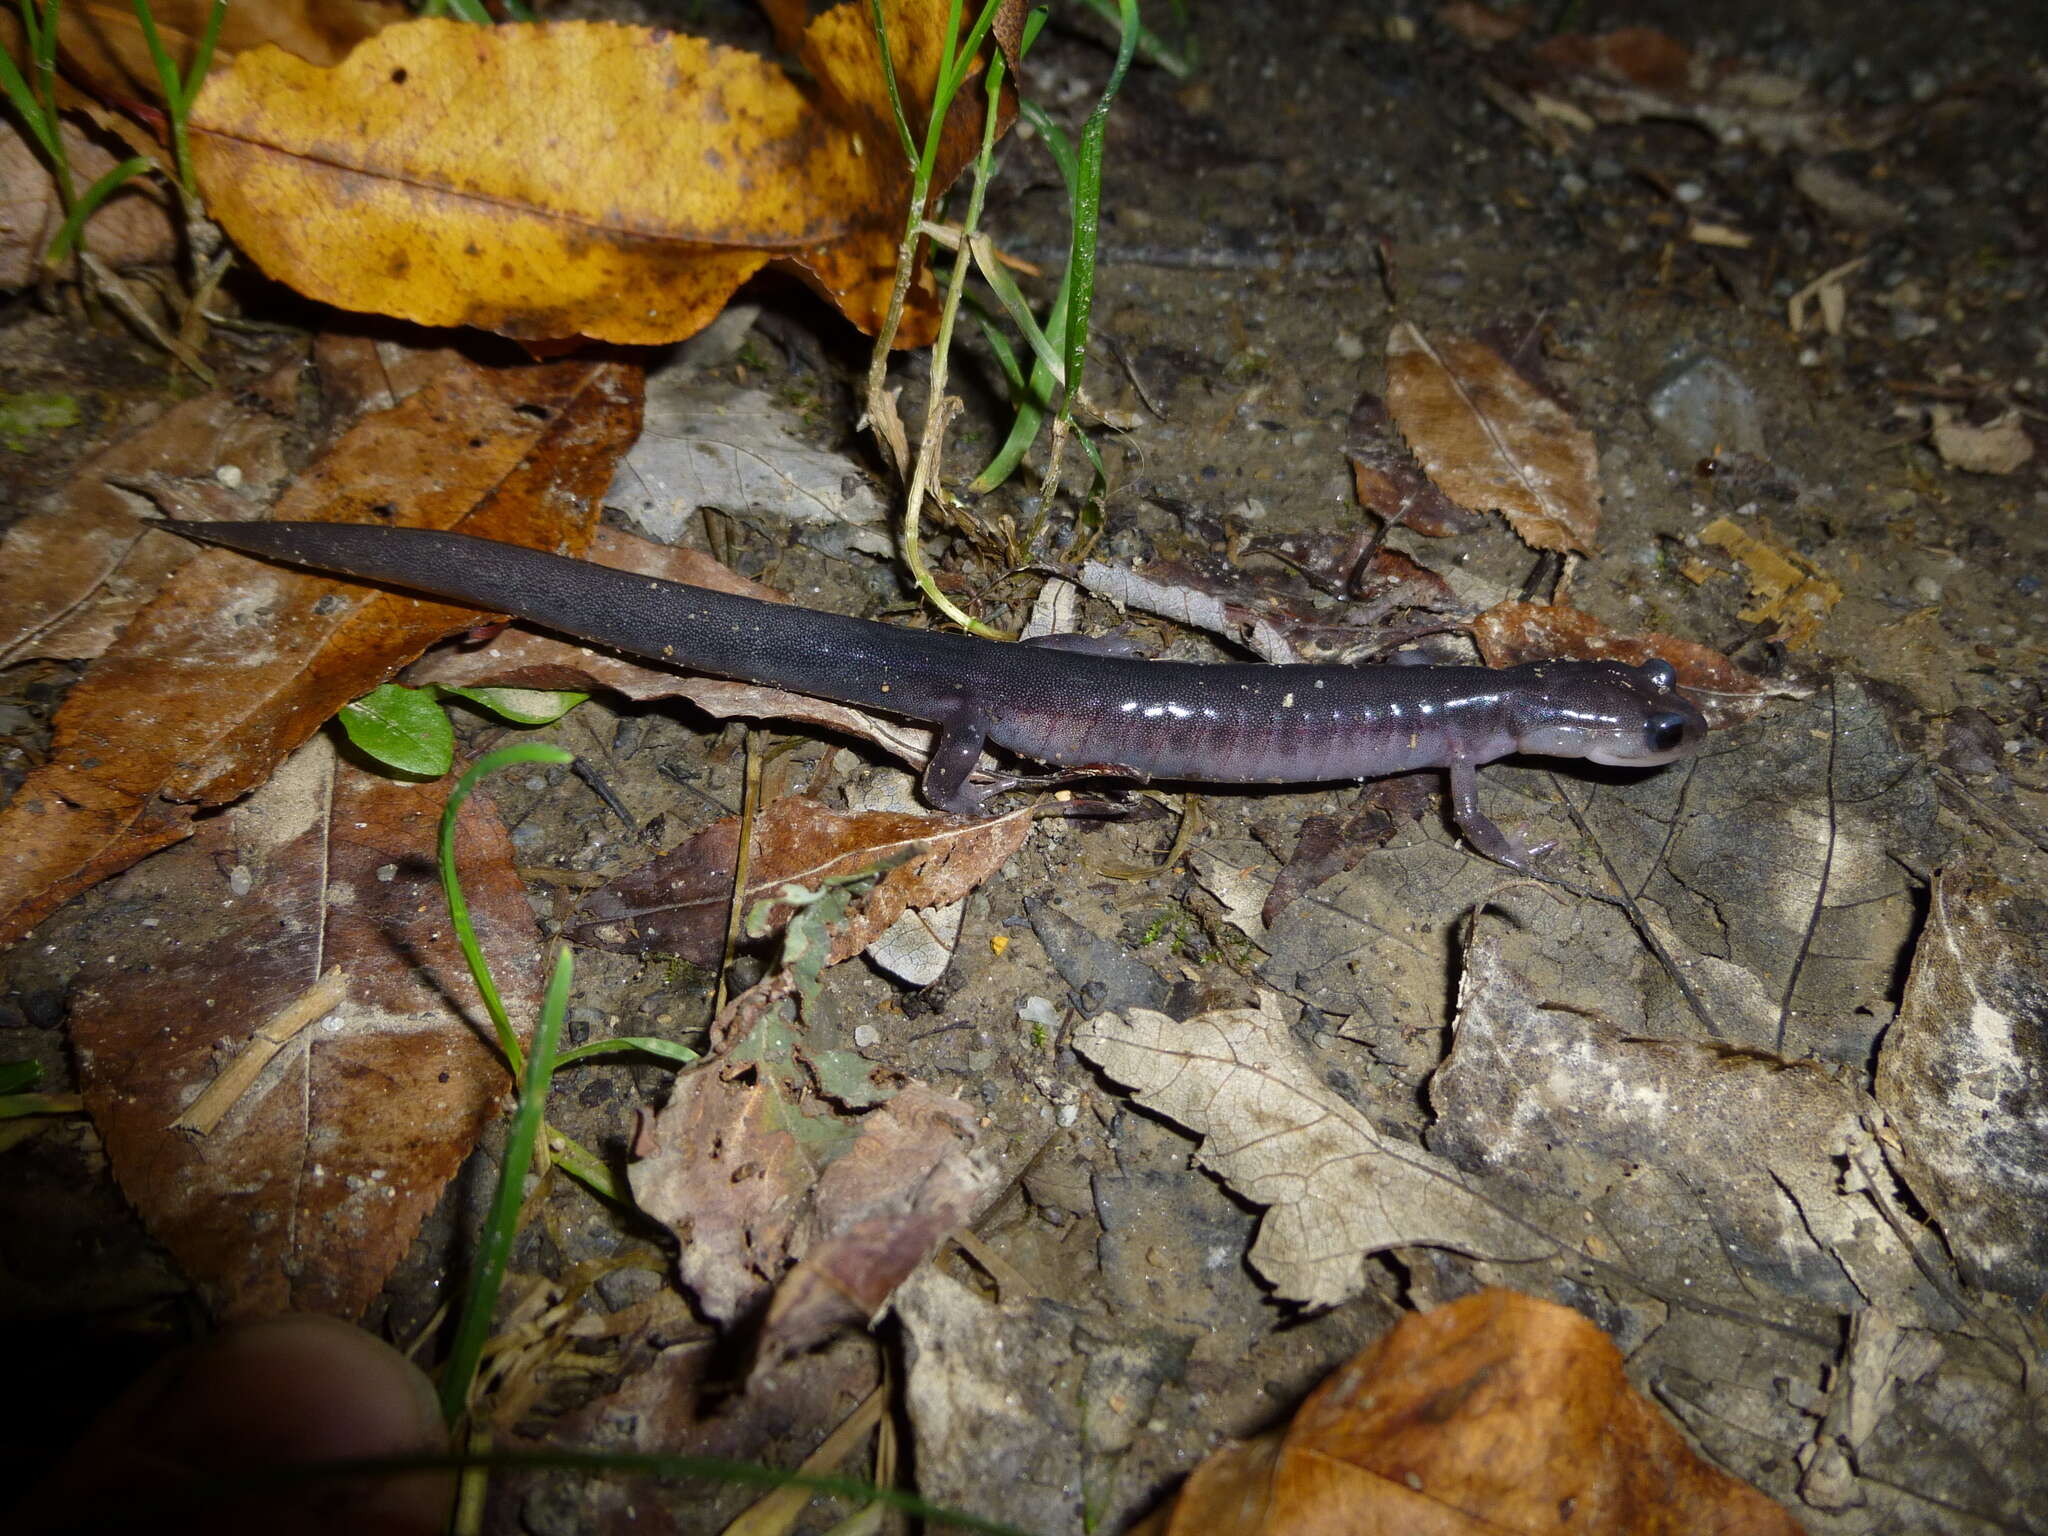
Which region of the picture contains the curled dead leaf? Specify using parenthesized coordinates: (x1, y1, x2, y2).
(1385, 321, 1602, 555)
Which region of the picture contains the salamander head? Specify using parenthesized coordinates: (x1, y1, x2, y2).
(1507, 658, 1707, 767)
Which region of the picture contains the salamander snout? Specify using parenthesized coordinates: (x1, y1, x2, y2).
(1510, 659, 1708, 768)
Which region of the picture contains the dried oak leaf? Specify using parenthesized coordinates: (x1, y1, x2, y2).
(70, 732, 539, 1319)
(1385, 321, 1601, 556)
(1074, 992, 1553, 1308)
(570, 795, 1033, 968)
(0, 357, 639, 948)
(188, 2, 1012, 346)
(1142, 1288, 1801, 1536)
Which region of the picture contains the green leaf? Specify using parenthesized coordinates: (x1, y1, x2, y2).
(0, 1060, 44, 1094)
(339, 683, 454, 777)
(442, 684, 588, 726)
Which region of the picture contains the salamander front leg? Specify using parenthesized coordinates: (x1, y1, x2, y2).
(920, 708, 997, 815)
(1445, 760, 1547, 872)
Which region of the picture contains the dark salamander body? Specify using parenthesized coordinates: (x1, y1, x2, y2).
(181, 521, 1707, 868)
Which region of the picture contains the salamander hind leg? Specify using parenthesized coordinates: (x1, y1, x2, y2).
(920, 708, 998, 816)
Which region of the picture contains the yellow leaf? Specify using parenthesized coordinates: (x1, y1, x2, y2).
(188, 7, 1007, 347)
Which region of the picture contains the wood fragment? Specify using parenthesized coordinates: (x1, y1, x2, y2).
(174, 966, 348, 1135)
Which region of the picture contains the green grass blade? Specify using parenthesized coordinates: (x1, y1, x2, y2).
(1074, 0, 1191, 78)
(1017, 101, 1079, 193)
(437, 942, 572, 1425)
(179, 0, 230, 111)
(130, 0, 185, 123)
(970, 236, 1065, 383)
(1059, 0, 1139, 416)
(554, 1036, 699, 1068)
(0, 45, 62, 161)
(44, 156, 155, 264)
(971, 284, 1069, 493)
(977, 314, 1027, 394)
(866, 0, 918, 163)
(440, 744, 574, 1073)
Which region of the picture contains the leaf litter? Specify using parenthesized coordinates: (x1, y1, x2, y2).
(11, 2, 2048, 1525)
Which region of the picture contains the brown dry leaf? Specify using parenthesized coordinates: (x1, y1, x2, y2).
(0, 116, 176, 284)
(189, 3, 1011, 346)
(1145, 1288, 1802, 1536)
(69, 732, 539, 1319)
(0, 349, 303, 669)
(1344, 390, 1486, 539)
(1876, 865, 2048, 1298)
(756, 1084, 996, 1368)
(1259, 779, 1434, 928)
(1384, 321, 1602, 555)
(0, 357, 640, 949)
(1073, 992, 1554, 1307)
(1471, 598, 1778, 728)
(629, 1061, 817, 1324)
(632, 1011, 992, 1332)
(1698, 515, 1841, 648)
(569, 795, 1034, 966)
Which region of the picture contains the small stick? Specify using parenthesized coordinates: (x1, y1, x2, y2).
(174, 966, 347, 1135)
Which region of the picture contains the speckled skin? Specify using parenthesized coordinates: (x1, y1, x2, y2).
(180, 521, 1707, 866)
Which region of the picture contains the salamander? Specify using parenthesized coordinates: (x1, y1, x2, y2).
(178, 520, 1708, 868)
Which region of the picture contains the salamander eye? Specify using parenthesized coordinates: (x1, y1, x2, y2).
(1645, 711, 1690, 753)
(1641, 659, 1676, 691)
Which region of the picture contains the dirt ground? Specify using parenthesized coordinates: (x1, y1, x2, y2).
(4, 0, 2046, 1532)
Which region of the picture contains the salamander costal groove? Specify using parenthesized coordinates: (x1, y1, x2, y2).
(178, 520, 1709, 870)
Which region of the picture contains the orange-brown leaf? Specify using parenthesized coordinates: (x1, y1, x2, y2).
(1385, 321, 1602, 555)
(71, 735, 540, 1319)
(0, 0, 402, 122)
(1471, 598, 1774, 726)
(569, 795, 1034, 964)
(0, 357, 639, 949)
(1150, 1289, 1802, 1536)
